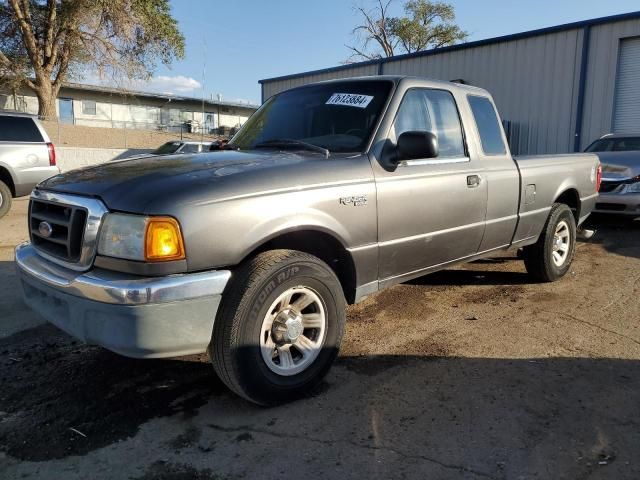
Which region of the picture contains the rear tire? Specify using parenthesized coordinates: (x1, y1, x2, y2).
(523, 203, 576, 282)
(0, 181, 12, 219)
(209, 249, 346, 405)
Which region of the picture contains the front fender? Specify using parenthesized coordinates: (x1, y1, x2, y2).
(238, 209, 352, 262)
(179, 182, 377, 272)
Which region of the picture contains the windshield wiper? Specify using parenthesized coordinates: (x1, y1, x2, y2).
(253, 139, 329, 158)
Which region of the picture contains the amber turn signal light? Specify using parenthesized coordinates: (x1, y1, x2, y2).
(144, 217, 186, 261)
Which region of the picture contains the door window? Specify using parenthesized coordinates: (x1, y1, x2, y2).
(393, 89, 466, 158)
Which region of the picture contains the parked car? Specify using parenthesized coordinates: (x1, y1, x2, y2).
(0, 112, 59, 218)
(15, 76, 601, 405)
(585, 133, 640, 217)
(152, 141, 211, 155)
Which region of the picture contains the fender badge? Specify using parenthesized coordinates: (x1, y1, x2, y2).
(340, 195, 368, 207)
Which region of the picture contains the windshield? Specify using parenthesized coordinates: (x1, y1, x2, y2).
(585, 137, 640, 152)
(153, 142, 182, 155)
(231, 80, 393, 153)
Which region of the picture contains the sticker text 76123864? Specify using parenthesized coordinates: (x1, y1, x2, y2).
(326, 93, 374, 109)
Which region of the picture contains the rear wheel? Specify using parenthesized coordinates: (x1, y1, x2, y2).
(209, 249, 346, 405)
(0, 181, 12, 219)
(523, 203, 576, 282)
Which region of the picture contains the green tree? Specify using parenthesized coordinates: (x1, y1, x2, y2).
(0, 0, 185, 119)
(347, 0, 467, 61)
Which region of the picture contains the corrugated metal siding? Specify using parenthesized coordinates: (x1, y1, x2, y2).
(261, 32, 583, 155)
(581, 20, 640, 148)
(613, 37, 640, 132)
(381, 29, 582, 154)
(260, 17, 640, 154)
(261, 63, 379, 101)
(384, 30, 582, 154)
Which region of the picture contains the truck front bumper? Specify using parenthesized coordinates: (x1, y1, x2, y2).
(15, 243, 231, 359)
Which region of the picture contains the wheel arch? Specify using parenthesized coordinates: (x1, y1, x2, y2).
(0, 165, 16, 197)
(553, 188, 580, 223)
(241, 227, 358, 304)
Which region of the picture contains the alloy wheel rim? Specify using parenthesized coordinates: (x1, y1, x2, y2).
(551, 220, 571, 267)
(260, 286, 327, 376)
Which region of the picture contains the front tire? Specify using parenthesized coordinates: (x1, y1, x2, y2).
(523, 203, 577, 282)
(209, 249, 346, 405)
(0, 180, 12, 219)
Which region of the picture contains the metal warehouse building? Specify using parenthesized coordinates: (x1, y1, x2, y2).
(259, 11, 640, 155)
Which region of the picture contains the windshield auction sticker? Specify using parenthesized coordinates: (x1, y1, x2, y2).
(326, 93, 374, 109)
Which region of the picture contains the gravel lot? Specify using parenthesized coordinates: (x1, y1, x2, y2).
(1, 198, 639, 479)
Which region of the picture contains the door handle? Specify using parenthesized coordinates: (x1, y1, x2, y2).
(467, 175, 481, 188)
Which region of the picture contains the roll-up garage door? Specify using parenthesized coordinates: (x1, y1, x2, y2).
(613, 37, 640, 133)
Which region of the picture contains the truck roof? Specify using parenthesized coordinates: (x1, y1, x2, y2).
(282, 75, 491, 97)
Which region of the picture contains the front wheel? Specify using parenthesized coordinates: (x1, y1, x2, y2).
(209, 250, 346, 405)
(523, 203, 577, 282)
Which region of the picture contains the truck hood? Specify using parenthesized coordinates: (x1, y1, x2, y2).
(593, 151, 640, 179)
(38, 150, 320, 212)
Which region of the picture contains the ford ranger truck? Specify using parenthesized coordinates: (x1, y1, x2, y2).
(15, 76, 601, 405)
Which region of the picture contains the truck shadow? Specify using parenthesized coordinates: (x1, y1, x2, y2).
(1, 325, 638, 480)
(408, 267, 532, 287)
(584, 215, 640, 260)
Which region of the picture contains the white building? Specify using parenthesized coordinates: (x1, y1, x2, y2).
(0, 81, 258, 134)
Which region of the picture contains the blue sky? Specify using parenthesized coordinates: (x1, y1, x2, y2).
(136, 0, 640, 104)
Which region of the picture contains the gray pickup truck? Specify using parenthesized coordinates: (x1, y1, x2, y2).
(0, 112, 60, 218)
(16, 76, 601, 405)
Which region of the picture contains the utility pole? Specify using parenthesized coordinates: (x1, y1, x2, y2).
(201, 38, 207, 143)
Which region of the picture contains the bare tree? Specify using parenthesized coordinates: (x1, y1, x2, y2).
(346, 0, 468, 62)
(0, 0, 185, 119)
(346, 0, 397, 61)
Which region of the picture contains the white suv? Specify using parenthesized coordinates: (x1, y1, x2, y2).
(0, 112, 60, 218)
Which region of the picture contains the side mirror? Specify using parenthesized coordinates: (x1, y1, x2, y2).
(396, 131, 439, 161)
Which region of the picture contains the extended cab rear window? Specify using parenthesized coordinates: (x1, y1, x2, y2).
(468, 96, 506, 156)
(0, 116, 44, 142)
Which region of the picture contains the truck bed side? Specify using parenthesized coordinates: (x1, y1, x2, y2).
(512, 153, 600, 246)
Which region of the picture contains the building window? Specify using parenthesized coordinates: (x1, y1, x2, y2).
(14, 96, 28, 113)
(169, 108, 181, 124)
(82, 100, 97, 115)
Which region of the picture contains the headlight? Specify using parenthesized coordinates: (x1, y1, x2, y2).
(624, 181, 640, 194)
(98, 213, 185, 262)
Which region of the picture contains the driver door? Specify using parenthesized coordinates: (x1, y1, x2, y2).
(374, 87, 488, 284)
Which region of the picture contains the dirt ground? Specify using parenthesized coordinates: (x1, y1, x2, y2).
(0, 198, 639, 479)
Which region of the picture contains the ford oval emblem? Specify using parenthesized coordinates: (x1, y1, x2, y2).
(38, 221, 53, 238)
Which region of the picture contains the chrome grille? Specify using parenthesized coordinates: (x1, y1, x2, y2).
(29, 190, 108, 271)
(595, 202, 627, 211)
(30, 199, 87, 262)
(599, 180, 623, 193)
